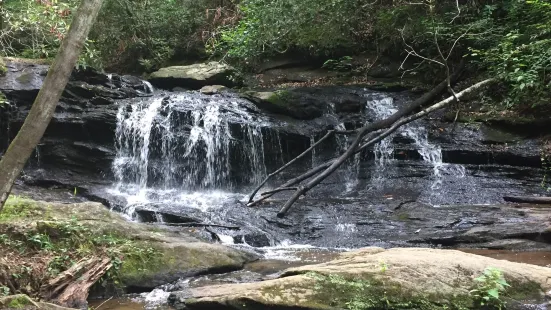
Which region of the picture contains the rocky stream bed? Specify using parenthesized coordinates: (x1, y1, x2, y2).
(1, 59, 551, 309)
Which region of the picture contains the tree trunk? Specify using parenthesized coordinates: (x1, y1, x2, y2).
(0, 0, 104, 211)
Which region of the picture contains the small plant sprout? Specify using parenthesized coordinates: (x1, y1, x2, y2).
(379, 260, 389, 273)
(470, 267, 510, 310)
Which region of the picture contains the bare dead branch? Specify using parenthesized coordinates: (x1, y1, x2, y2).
(450, 0, 461, 24)
(162, 223, 241, 230)
(261, 187, 299, 196)
(248, 130, 337, 203)
(275, 67, 465, 217)
(247, 160, 332, 207)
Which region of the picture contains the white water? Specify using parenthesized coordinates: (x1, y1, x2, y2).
(111, 93, 270, 217)
(366, 96, 397, 183)
(138, 288, 171, 309)
(366, 94, 466, 199)
(402, 125, 466, 190)
(142, 80, 155, 94)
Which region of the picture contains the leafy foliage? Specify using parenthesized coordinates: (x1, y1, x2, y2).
(210, 0, 363, 63)
(323, 56, 353, 72)
(472, 1, 551, 107)
(469, 267, 510, 310)
(0, 0, 101, 68)
(1, 0, 237, 71)
(91, 0, 238, 71)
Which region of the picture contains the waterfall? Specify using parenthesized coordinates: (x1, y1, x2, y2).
(111, 92, 269, 206)
(402, 125, 466, 190)
(367, 96, 398, 183)
(366, 93, 465, 195)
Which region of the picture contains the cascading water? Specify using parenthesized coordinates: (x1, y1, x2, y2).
(402, 126, 466, 190)
(366, 93, 466, 202)
(111, 92, 271, 215)
(326, 103, 359, 192)
(366, 96, 398, 183)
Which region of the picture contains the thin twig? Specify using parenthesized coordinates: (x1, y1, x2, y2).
(163, 223, 240, 230)
(93, 296, 113, 310)
(247, 130, 337, 203)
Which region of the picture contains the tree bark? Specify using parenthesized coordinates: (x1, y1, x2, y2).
(40, 257, 112, 308)
(0, 0, 104, 211)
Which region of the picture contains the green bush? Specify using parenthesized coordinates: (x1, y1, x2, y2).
(0, 0, 238, 71)
(471, 0, 551, 107)
(210, 0, 363, 63)
(91, 0, 238, 71)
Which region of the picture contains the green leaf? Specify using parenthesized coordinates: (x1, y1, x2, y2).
(487, 288, 499, 298)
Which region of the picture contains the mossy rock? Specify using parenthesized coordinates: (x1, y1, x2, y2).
(0, 197, 255, 293)
(449, 112, 551, 135)
(0, 58, 7, 77)
(242, 90, 325, 120)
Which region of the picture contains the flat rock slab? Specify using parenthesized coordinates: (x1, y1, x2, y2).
(170, 248, 551, 310)
(149, 62, 238, 89)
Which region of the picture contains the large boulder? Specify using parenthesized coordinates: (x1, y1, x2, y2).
(149, 62, 239, 90)
(170, 248, 551, 310)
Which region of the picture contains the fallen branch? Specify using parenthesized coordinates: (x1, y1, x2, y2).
(277, 78, 493, 217)
(248, 130, 336, 203)
(247, 160, 332, 207)
(504, 196, 551, 204)
(261, 187, 299, 196)
(162, 223, 241, 230)
(248, 64, 465, 210)
(40, 257, 112, 309)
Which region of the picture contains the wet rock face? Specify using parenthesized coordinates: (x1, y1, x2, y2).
(243, 86, 371, 121)
(0, 60, 152, 186)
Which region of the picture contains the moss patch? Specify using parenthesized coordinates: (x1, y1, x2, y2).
(1, 295, 35, 309)
(505, 278, 543, 301)
(396, 212, 411, 221)
(0, 196, 251, 298)
(265, 90, 293, 108)
(302, 272, 473, 310)
(0, 196, 45, 222)
(0, 58, 7, 76)
(7, 295, 33, 308)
